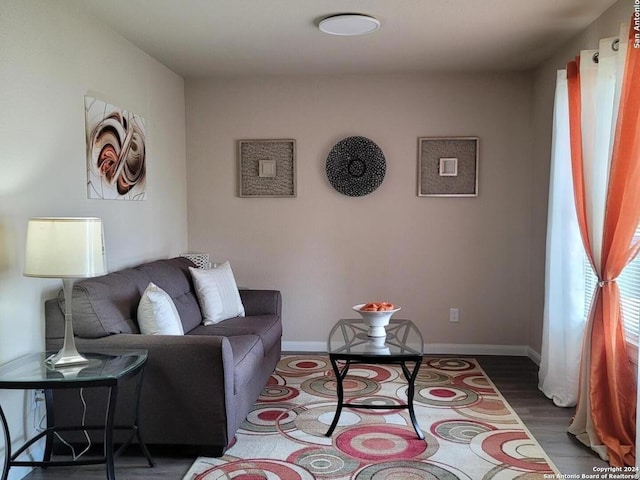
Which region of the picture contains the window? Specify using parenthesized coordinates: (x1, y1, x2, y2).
(584, 225, 640, 359)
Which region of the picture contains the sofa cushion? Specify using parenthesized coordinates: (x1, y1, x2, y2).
(137, 282, 184, 336)
(188, 314, 282, 356)
(138, 258, 203, 333)
(60, 267, 149, 338)
(189, 262, 245, 325)
(60, 257, 202, 338)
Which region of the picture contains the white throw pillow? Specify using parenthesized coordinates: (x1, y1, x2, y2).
(190, 261, 245, 325)
(137, 282, 185, 335)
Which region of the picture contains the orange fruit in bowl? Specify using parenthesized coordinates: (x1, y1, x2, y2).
(359, 302, 395, 312)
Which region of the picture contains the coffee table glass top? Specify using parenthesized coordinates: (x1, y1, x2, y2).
(0, 351, 147, 385)
(328, 319, 423, 357)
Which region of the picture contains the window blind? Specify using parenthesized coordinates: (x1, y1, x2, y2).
(584, 229, 640, 348)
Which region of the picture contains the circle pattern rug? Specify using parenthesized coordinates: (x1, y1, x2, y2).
(182, 355, 559, 480)
(334, 424, 435, 462)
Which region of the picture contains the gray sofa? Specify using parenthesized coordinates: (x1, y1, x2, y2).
(44, 257, 282, 455)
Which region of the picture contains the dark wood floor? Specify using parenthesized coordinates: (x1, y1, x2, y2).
(20, 354, 606, 479)
(474, 355, 607, 475)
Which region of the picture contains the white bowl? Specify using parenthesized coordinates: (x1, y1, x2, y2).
(353, 304, 401, 337)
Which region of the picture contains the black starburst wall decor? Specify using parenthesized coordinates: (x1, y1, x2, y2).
(325, 136, 386, 197)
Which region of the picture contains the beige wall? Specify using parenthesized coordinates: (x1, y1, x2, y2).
(186, 73, 535, 353)
(528, 0, 633, 354)
(0, 1, 187, 476)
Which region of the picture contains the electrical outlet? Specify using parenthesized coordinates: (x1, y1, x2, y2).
(449, 308, 459, 322)
(30, 389, 47, 434)
(31, 389, 45, 409)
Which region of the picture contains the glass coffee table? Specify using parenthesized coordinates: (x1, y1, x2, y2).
(326, 318, 424, 439)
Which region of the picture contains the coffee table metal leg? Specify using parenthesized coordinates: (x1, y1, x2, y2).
(133, 367, 154, 467)
(325, 358, 350, 437)
(1, 403, 10, 480)
(104, 385, 118, 480)
(43, 389, 54, 464)
(401, 359, 424, 440)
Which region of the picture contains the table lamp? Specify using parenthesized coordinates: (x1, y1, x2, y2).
(24, 217, 107, 367)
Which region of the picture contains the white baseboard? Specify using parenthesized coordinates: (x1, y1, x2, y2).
(282, 341, 327, 352)
(527, 347, 542, 365)
(424, 343, 529, 356)
(282, 341, 542, 364)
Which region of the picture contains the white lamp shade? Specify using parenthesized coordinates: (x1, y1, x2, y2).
(24, 217, 107, 278)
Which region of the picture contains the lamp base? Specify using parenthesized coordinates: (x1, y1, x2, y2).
(47, 277, 90, 369)
(46, 350, 89, 368)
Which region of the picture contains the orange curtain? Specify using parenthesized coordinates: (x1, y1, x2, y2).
(567, 26, 639, 467)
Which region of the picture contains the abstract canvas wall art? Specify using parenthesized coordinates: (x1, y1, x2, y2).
(85, 96, 147, 200)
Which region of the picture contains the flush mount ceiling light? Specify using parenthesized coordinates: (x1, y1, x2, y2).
(318, 14, 380, 36)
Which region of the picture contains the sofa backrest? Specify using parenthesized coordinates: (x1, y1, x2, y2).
(137, 258, 203, 333)
(46, 257, 203, 339)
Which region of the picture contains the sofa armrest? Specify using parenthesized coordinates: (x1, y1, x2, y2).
(71, 334, 234, 402)
(239, 289, 281, 317)
(66, 333, 236, 445)
(72, 333, 231, 360)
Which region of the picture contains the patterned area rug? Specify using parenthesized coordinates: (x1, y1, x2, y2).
(183, 355, 559, 479)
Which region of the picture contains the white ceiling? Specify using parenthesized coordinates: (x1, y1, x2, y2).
(66, 0, 617, 78)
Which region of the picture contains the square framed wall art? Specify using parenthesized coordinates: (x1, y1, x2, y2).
(417, 137, 479, 197)
(238, 139, 296, 197)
